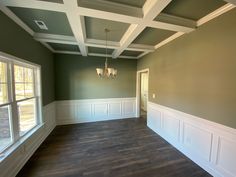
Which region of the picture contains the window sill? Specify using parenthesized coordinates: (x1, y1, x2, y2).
(0, 123, 45, 163)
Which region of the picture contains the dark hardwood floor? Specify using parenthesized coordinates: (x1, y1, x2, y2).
(17, 118, 212, 177)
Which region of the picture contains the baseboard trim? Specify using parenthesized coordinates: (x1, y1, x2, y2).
(147, 101, 236, 177)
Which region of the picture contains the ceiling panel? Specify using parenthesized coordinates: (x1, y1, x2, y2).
(121, 50, 143, 57)
(88, 47, 114, 55)
(159, 0, 227, 21)
(85, 17, 129, 42)
(133, 27, 175, 45)
(37, 0, 63, 3)
(8, 7, 73, 36)
(105, 0, 146, 8)
(48, 43, 80, 51)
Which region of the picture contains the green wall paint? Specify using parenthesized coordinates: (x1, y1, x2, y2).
(138, 9, 236, 129)
(55, 54, 137, 100)
(0, 11, 55, 105)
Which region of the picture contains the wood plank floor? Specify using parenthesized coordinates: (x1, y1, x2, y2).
(17, 118, 212, 177)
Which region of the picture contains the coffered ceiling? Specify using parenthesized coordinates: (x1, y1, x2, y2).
(0, 0, 235, 59)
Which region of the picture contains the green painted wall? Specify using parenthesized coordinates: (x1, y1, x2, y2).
(55, 54, 137, 100)
(138, 9, 236, 129)
(0, 11, 55, 105)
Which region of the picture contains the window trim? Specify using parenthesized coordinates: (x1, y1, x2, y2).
(0, 51, 43, 156)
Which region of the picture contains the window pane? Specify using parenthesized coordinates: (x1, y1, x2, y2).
(14, 65, 34, 100)
(0, 106, 12, 152)
(14, 65, 24, 83)
(18, 99, 36, 136)
(25, 68, 33, 83)
(0, 62, 8, 104)
(0, 84, 8, 104)
(15, 83, 26, 100)
(25, 83, 34, 97)
(0, 61, 7, 83)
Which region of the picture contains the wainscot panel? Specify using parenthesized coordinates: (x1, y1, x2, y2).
(147, 101, 236, 177)
(0, 102, 56, 177)
(56, 98, 137, 125)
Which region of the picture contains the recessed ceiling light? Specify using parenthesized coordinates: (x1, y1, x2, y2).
(34, 20, 48, 30)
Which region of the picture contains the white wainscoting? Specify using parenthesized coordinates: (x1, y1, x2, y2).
(56, 98, 137, 125)
(0, 102, 56, 177)
(147, 102, 236, 177)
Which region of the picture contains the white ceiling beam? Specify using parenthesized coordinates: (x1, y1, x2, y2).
(0, 0, 66, 12)
(85, 38, 120, 49)
(137, 51, 151, 59)
(33, 33, 155, 52)
(149, 21, 194, 33)
(78, 0, 143, 18)
(88, 53, 137, 59)
(1, 0, 196, 33)
(77, 5, 196, 33)
(34, 33, 77, 45)
(0, 5, 55, 53)
(0, 4, 34, 36)
(197, 3, 235, 26)
(154, 32, 184, 49)
(151, 3, 235, 57)
(149, 13, 196, 33)
(112, 0, 172, 58)
(54, 51, 137, 59)
(63, 0, 87, 56)
(77, 6, 141, 24)
(40, 42, 55, 52)
(128, 44, 155, 52)
(54, 51, 81, 55)
(224, 0, 236, 5)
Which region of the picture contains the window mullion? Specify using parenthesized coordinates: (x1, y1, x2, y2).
(10, 62, 20, 142)
(34, 69, 41, 124)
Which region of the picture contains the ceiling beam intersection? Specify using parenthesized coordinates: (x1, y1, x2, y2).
(63, 0, 88, 56)
(112, 0, 172, 58)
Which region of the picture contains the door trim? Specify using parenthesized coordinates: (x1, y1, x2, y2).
(136, 68, 149, 117)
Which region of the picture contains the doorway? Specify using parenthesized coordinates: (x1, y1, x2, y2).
(136, 69, 149, 119)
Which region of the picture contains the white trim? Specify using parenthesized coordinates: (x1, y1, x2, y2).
(88, 53, 138, 59)
(137, 51, 150, 59)
(54, 50, 81, 55)
(197, 3, 235, 26)
(85, 38, 120, 49)
(136, 68, 149, 117)
(34, 33, 77, 45)
(224, 0, 236, 5)
(154, 32, 184, 49)
(0, 51, 40, 68)
(0, 5, 34, 36)
(0, 0, 66, 12)
(153, 3, 235, 51)
(1, 0, 234, 58)
(56, 98, 137, 125)
(63, 0, 88, 56)
(34, 33, 155, 52)
(53, 51, 138, 59)
(112, 0, 172, 58)
(39, 42, 55, 52)
(0, 102, 56, 177)
(77, 0, 143, 19)
(147, 102, 236, 177)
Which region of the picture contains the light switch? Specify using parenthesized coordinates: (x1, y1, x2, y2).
(152, 94, 155, 99)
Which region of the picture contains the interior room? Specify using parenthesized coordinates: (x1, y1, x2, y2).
(0, 0, 236, 177)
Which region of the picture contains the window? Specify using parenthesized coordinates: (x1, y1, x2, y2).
(0, 56, 41, 154)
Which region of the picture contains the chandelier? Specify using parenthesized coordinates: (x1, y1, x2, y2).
(96, 28, 117, 78)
